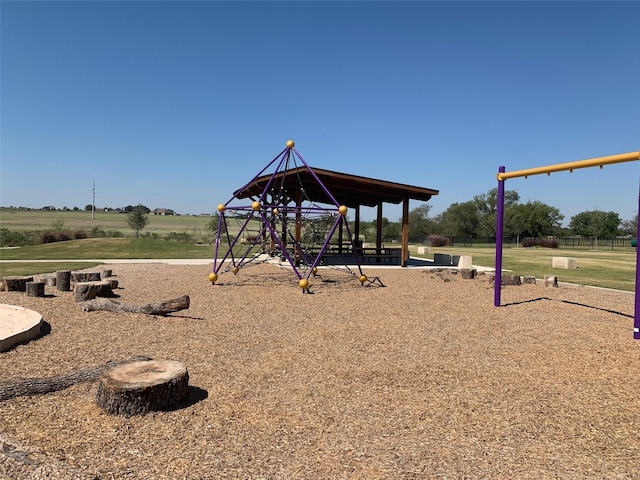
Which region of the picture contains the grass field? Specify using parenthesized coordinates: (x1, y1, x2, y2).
(0, 208, 214, 236)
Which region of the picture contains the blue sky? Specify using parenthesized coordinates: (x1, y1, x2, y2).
(2, 1, 639, 224)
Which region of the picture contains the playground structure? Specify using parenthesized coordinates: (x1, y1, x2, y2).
(209, 140, 369, 291)
(493, 151, 640, 339)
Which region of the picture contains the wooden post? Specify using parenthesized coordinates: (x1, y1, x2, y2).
(401, 197, 409, 267)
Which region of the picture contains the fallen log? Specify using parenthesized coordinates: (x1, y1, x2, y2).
(79, 294, 190, 316)
(0, 356, 152, 402)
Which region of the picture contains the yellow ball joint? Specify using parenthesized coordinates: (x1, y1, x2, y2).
(358, 275, 367, 284)
(338, 205, 348, 216)
(251, 201, 261, 211)
(232, 267, 239, 275)
(312, 267, 318, 276)
(299, 278, 309, 290)
(286, 140, 295, 149)
(217, 204, 226, 213)
(208, 272, 218, 283)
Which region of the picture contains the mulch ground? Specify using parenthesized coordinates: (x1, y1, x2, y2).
(1, 262, 639, 479)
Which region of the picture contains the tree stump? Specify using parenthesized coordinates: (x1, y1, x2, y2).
(104, 278, 119, 289)
(523, 276, 537, 284)
(96, 360, 189, 416)
(34, 274, 56, 287)
(74, 282, 96, 302)
(71, 272, 101, 283)
(101, 269, 113, 279)
(2, 276, 34, 292)
(460, 268, 477, 280)
(26, 281, 45, 297)
(544, 275, 559, 287)
(56, 271, 71, 291)
(93, 280, 116, 297)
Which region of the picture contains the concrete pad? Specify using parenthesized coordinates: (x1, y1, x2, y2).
(0, 304, 43, 352)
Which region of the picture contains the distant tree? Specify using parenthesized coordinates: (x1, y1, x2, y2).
(436, 201, 480, 237)
(205, 214, 219, 235)
(406, 203, 432, 243)
(127, 204, 150, 238)
(620, 215, 638, 237)
(73, 206, 80, 211)
(570, 210, 621, 245)
(473, 188, 520, 237)
(504, 201, 563, 239)
(84, 204, 93, 211)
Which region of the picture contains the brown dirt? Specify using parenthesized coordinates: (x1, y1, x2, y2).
(1, 263, 639, 479)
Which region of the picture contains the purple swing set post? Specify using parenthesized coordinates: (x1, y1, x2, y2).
(210, 140, 368, 291)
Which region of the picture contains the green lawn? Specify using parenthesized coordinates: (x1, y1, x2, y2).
(412, 245, 637, 292)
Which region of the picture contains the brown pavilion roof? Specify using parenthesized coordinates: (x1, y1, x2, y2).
(233, 167, 439, 208)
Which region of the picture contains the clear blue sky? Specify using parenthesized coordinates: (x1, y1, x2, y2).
(2, 1, 639, 223)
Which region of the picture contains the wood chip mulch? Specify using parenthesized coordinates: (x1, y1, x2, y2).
(1, 263, 639, 479)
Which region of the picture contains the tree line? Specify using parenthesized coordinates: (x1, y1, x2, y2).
(358, 188, 637, 244)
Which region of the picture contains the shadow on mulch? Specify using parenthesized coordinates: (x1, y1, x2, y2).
(503, 296, 633, 318)
(169, 386, 208, 411)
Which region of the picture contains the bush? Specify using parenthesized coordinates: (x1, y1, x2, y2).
(165, 232, 194, 243)
(426, 234, 451, 247)
(521, 238, 559, 248)
(74, 230, 88, 240)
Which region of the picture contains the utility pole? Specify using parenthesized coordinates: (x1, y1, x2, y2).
(92, 180, 95, 220)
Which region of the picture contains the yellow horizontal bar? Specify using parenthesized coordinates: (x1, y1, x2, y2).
(497, 151, 640, 180)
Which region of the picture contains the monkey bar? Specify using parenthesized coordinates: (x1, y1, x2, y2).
(494, 151, 640, 339)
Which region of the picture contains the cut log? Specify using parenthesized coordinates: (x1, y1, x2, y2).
(100, 269, 113, 279)
(96, 360, 189, 416)
(3, 276, 34, 292)
(26, 281, 45, 297)
(56, 270, 71, 291)
(460, 268, 477, 280)
(523, 276, 537, 284)
(544, 275, 559, 287)
(104, 278, 119, 289)
(93, 280, 116, 298)
(33, 274, 56, 287)
(79, 295, 190, 316)
(74, 282, 96, 303)
(71, 272, 101, 283)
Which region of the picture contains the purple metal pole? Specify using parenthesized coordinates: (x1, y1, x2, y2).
(634, 176, 640, 339)
(494, 166, 506, 307)
(292, 148, 341, 207)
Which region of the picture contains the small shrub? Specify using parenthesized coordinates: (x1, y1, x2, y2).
(41, 230, 58, 243)
(74, 230, 88, 240)
(426, 234, 451, 247)
(165, 232, 194, 243)
(90, 226, 107, 238)
(521, 238, 559, 248)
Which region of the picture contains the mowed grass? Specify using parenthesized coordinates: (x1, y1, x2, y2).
(416, 246, 638, 292)
(0, 238, 214, 277)
(0, 208, 214, 235)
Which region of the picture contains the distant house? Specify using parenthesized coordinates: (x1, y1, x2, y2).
(151, 208, 175, 215)
(41, 206, 56, 211)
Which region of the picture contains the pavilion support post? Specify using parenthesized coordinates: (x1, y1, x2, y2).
(401, 198, 409, 267)
(354, 205, 361, 257)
